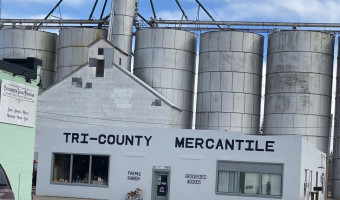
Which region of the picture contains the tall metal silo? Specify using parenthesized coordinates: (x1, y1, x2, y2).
(332, 38, 340, 198)
(195, 31, 264, 134)
(57, 28, 107, 81)
(264, 31, 334, 153)
(108, 0, 138, 71)
(134, 28, 197, 129)
(0, 28, 58, 90)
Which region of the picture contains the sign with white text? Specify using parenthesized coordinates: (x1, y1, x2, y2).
(0, 79, 37, 127)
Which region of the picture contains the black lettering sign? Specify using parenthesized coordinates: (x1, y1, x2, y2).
(185, 174, 206, 185)
(98, 134, 106, 144)
(175, 137, 185, 148)
(63, 132, 153, 147)
(245, 140, 254, 151)
(185, 138, 194, 148)
(127, 171, 141, 181)
(80, 133, 89, 144)
(174, 137, 275, 152)
(266, 141, 275, 152)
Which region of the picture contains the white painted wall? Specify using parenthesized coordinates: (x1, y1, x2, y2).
(300, 139, 326, 200)
(36, 127, 323, 200)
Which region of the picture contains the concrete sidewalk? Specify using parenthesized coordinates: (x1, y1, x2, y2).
(33, 195, 107, 200)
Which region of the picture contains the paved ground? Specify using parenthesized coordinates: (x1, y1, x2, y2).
(33, 195, 107, 200)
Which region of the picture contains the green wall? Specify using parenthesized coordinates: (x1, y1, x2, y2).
(0, 68, 40, 200)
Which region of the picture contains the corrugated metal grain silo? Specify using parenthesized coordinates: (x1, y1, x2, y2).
(195, 31, 264, 134)
(0, 29, 58, 90)
(264, 31, 334, 153)
(332, 37, 340, 199)
(108, 0, 138, 71)
(57, 28, 107, 81)
(134, 28, 197, 129)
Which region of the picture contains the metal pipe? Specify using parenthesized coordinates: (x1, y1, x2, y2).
(138, 13, 153, 27)
(0, 19, 107, 24)
(37, 0, 64, 28)
(44, 0, 64, 20)
(151, 19, 340, 28)
(89, 0, 99, 20)
(98, 14, 110, 28)
(174, 0, 188, 20)
(100, 0, 109, 20)
(0, 25, 108, 29)
(135, 26, 340, 34)
(150, 0, 157, 19)
(194, 0, 222, 30)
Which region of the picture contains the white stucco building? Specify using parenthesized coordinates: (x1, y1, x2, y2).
(36, 127, 326, 200)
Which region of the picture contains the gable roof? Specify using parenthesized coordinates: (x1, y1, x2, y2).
(88, 37, 129, 57)
(39, 62, 182, 111)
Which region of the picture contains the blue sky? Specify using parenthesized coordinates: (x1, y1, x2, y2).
(3, 0, 340, 23)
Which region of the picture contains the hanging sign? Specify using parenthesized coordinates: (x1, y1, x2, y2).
(0, 79, 37, 127)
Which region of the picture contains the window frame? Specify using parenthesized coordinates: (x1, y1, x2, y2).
(215, 161, 283, 199)
(217, 170, 238, 194)
(50, 153, 110, 188)
(239, 171, 260, 195)
(261, 173, 283, 197)
(98, 48, 104, 55)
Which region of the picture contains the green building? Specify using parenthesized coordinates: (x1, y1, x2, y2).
(0, 58, 41, 200)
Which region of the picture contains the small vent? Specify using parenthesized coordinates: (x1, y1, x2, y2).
(151, 99, 161, 106)
(85, 82, 92, 89)
(89, 58, 98, 67)
(98, 48, 104, 55)
(72, 78, 82, 88)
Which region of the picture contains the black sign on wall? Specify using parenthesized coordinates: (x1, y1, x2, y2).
(185, 174, 207, 184)
(127, 171, 141, 181)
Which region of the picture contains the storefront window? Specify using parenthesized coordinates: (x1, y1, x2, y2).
(216, 161, 283, 197)
(52, 154, 71, 183)
(72, 155, 90, 184)
(239, 172, 260, 194)
(261, 174, 282, 196)
(217, 171, 237, 193)
(51, 153, 109, 187)
(91, 156, 109, 186)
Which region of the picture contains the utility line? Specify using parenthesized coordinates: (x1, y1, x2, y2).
(89, 0, 99, 20)
(174, 0, 188, 21)
(150, 0, 157, 19)
(100, 0, 109, 20)
(37, 0, 64, 28)
(194, 0, 223, 30)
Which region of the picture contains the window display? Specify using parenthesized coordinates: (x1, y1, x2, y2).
(52, 154, 71, 183)
(51, 153, 109, 187)
(217, 171, 237, 193)
(261, 174, 282, 196)
(91, 156, 109, 185)
(216, 161, 283, 197)
(72, 155, 90, 184)
(239, 172, 259, 194)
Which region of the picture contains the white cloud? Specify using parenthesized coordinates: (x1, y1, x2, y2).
(62, 0, 92, 6)
(2, 13, 47, 19)
(156, 0, 340, 23)
(3, 0, 87, 5)
(2, 12, 74, 19)
(210, 0, 340, 23)
(3, 0, 54, 4)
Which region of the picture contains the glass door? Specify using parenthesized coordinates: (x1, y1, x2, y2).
(152, 171, 170, 200)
